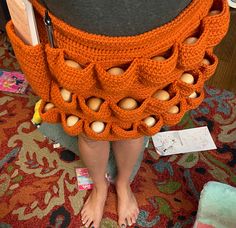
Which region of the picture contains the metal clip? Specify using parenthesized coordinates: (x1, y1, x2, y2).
(44, 10, 55, 48)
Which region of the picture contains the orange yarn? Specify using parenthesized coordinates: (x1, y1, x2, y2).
(6, 0, 230, 140)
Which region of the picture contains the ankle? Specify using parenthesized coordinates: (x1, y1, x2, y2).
(115, 177, 130, 187)
(93, 179, 109, 191)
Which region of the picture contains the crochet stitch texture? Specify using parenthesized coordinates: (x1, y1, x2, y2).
(6, 0, 230, 140)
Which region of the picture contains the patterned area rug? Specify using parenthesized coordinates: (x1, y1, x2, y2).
(1, 32, 236, 228)
(1, 87, 236, 228)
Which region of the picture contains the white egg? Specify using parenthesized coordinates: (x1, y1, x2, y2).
(208, 10, 220, 16)
(65, 60, 82, 69)
(189, 92, 198, 98)
(107, 67, 125, 75)
(60, 88, 72, 102)
(180, 73, 195, 84)
(44, 103, 54, 112)
(153, 90, 170, 101)
(66, 115, 79, 127)
(118, 98, 138, 110)
(151, 56, 166, 61)
(202, 58, 211, 65)
(86, 97, 103, 112)
(143, 116, 156, 127)
(184, 37, 198, 45)
(168, 105, 179, 114)
(91, 121, 105, 133)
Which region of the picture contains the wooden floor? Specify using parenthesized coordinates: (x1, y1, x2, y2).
(207, 9, 236, 93)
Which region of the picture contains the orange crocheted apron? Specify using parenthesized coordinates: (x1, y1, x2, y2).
(6, 0, 230, 141)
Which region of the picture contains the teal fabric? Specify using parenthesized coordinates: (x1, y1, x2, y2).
(38, 123, 149, 182)
(194, 181, 236, 228)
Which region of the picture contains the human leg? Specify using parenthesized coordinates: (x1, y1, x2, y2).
(112, 137, 145, 227)
(78, 135, 110, 228)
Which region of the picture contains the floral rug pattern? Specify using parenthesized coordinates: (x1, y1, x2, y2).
(0, 86, 236, 228)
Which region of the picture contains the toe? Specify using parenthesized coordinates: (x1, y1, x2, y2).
(81, 211, 87, 221)
(118, 215, 127, 228)
(85, 218, 93, 228)
(119, 219, 127, 228)
(135, 209, 140, 219)
(131, 214, 137, 225)
(81, 208, 85, 216)
(82, 215, 89, 225)
(126, 216, 133, 226)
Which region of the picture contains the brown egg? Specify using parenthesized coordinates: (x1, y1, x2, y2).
(184, 37, 198, 45)
(118, 98, 138, 110)
(180, 73, 195, 84)
(86, 97, 103, 112)
(153, 90, 170, 101)
(202, 58, 211, 65)
(189, 92, 198, 98)
(143, 116, 156, 127)
(91, 121, 105, 133)
(168, 105, 179, 114)
(107, 67, 125, 75)
(44, 103, 54, 112)
(151, 56, 166, 61)
(65, 60, 82, 69)
(66, 115, 79, 127)
(60, 88, 72, 102)
(208, 10, 220, 16)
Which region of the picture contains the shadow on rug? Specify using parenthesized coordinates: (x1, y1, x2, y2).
(0, 86, 236, 228)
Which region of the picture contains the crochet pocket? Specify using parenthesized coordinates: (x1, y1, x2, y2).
(203, 0, 230, 47)
(200, 51, 219, 80)
(178, 22, 209, 70)
(61, 113, 83, 136)
(138, 115, 163, 136)
(83, 121, 112, 140)
(96, 60, 139, 95)
(162, 99, 189, 126)
(50, 81, 78, 113)
(186, 89, 205, 110)
(6, 21, 51, 100)
(147, 89, 181, 114)
(176, 70, 205, 97)
(139, 44, 179, 86)
(112, 122, 141, 139)
(78, 97, 111, 121)
(110, 98, 150, 122)
(39, 100, 61, 123)
(45, 45, 96, 95)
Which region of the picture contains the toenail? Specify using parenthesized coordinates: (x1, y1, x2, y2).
(121, 224, 126, 228)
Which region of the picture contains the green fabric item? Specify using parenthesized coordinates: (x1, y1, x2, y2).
(38, 123, 149, 182)
(194, 181, 236, 228)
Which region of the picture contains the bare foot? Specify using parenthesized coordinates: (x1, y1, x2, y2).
(81, 182, 108, 228)
(116, 181, 140, 227)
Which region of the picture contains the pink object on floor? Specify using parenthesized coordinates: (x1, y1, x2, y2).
(76, 168, 93, 190)
(0, 70, 28, 93)
(196, 222, 215, 228)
